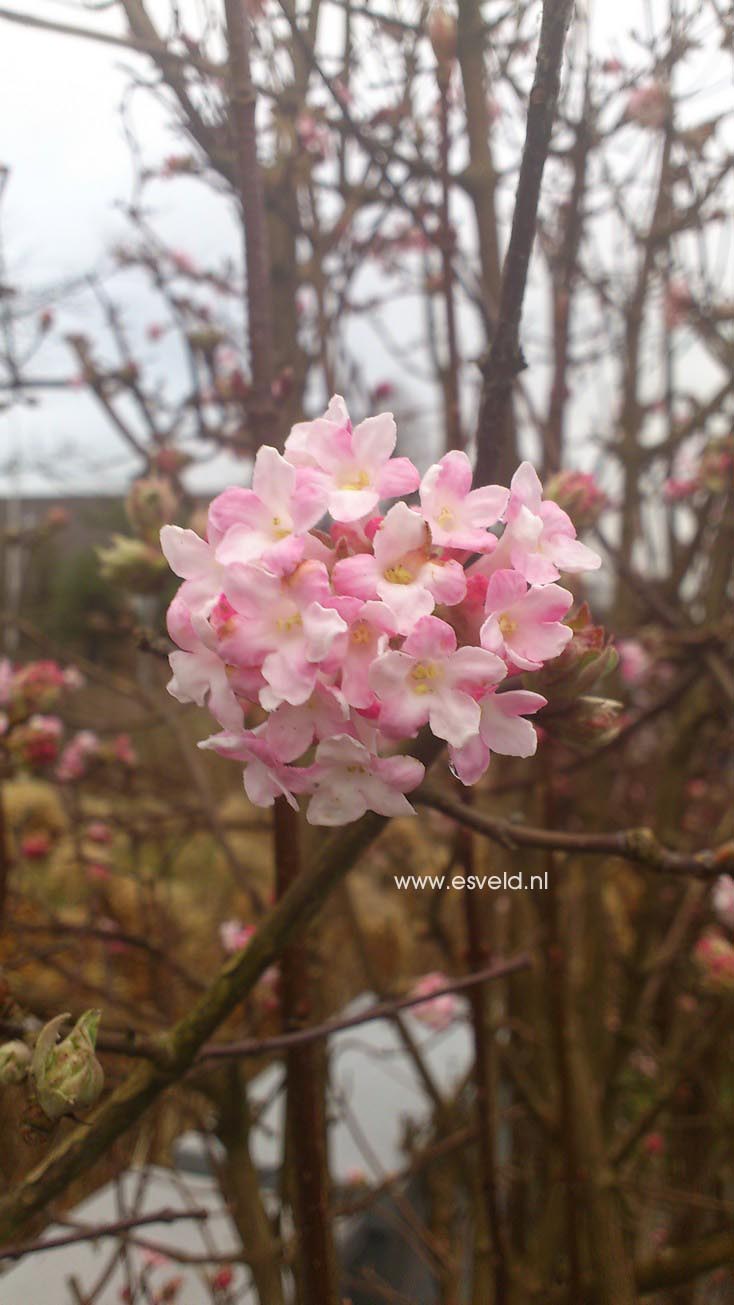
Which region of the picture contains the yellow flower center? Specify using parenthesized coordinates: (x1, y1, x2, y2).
(384, 564, 414, 585)
(340, 469, 371, 492)
(437, 505, 455, 528)
(498, 613, 517, 637)
(410, 661, 442, 695)
(351, 621, 371, 645)
(276, 612, 303, 634)
(271, 516, 290, 540)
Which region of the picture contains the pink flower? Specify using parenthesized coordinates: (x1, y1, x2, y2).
(480, 571, 573, 671)
(211, 1266, 235, 1293)
(223, 560, 346, 709)
(617, 638, 651, 684)
(87, 863, 111, 883)
(56, 730, 99, 781)
(86, 822, 113, 844)
(333, 501, 466, 633)
(419, 451, 508, 552)
(170, 249, 197, 275)
(409, 972, 459, 1031)
(694, 930, 734, 991)
(285, 395, 419, 522)
(207, 445, 327, 572)
(160, 524, 223, 614)
(664, 279, 694, 329)
(306, 735, 424, 825)
(323, 598, 398, 709)
(199, 726, 313, 809)
(166, 595, 246, 731)
(63, 666, 85, 691)
(643, 1132, 665, 1157)
(219, 919, 256, 953)
(449, 689, 547, 785)
(369, 615, 506, 748)
(296, 112, 333, 159)
(265, 683, 349, 761)
(484, 462, 601, 585)
(12, 660, 68, 711)
(110, 734, 137, 767)
(663, 476, 698, 503)
(713, 876, 734, 929)
(21, 831, 52, 860)
(141, 1248, 171, 1270)
(544, 469, 608, 530)
(11, 714, 63, 768)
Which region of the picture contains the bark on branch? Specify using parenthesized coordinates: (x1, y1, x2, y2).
(474, 0, 574, 487)
(417, 785, 734, 880)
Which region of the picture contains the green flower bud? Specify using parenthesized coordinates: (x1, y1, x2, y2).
(97, 536, 169, 594)
(0, 1039, 32, 1086)
(526, 604, 618, 705)
(125, 476, 179, 545)
(31, 1010, 104, 1121)
(541, 695, 624, 751)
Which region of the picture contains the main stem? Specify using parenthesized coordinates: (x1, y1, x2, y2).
(224, 0, 275, 437)
(474, 0, 574, 488)
(274, 798, 339, 1305)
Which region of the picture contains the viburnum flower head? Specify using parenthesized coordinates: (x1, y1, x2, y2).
(160, 397, 601, 825)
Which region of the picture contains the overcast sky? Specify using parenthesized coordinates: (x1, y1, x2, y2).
(0, 0, 731, 496)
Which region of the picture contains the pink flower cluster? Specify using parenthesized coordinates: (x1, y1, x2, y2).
(0, 658, 83, 715)
(56, 730, 138, 782)
(161, 396, 600, 826)
(694, 930, 734, 992)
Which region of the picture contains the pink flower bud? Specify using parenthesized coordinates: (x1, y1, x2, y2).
(409, 972, 460, 1031)
(428, 5, 457, 65)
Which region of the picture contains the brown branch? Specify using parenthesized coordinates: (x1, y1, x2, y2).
(474, 0, 574, 487)
(542, 74, 592, 476)
(0, 6, 221, 74)
(273, 797, 338, 1305)
(459, 798, 510, 1300)
(636, 1226, 734, 1294)
(0, 955, 530, 1065)
(416, 785, 734, 880)
(0, 1207, 209, 1263)
(224, 0, 275, 432)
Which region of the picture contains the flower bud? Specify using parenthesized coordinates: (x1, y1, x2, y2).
(31, 1010, 104, 1121)
(699, 436, 734, 494)
(527, 604, 618, 704)
(544, 470, 608, 530)
(186, 326, 225, 354)
(97, 536, 169, 594)
(125, 476, 179, 545)
(540, 695, 624, 750)
(428, 5, 457, 66)
(694, 931, 734, 993)
(0, 1040, 32, 1086)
